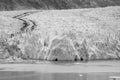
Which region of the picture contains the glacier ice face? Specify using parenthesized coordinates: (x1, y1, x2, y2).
(0, 6, 120, 61)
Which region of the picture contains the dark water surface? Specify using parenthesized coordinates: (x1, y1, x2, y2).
(0, 71, 120, 80)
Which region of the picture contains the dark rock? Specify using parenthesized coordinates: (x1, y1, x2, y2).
(0, 0, 120, 11)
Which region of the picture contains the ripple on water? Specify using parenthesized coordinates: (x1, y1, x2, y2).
(0, 71, 120, 80)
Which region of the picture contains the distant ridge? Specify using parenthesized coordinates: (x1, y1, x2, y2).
(0, 0, 120, 10)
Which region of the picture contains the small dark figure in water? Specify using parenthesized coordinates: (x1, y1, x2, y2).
(54, 58, 58, 61)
